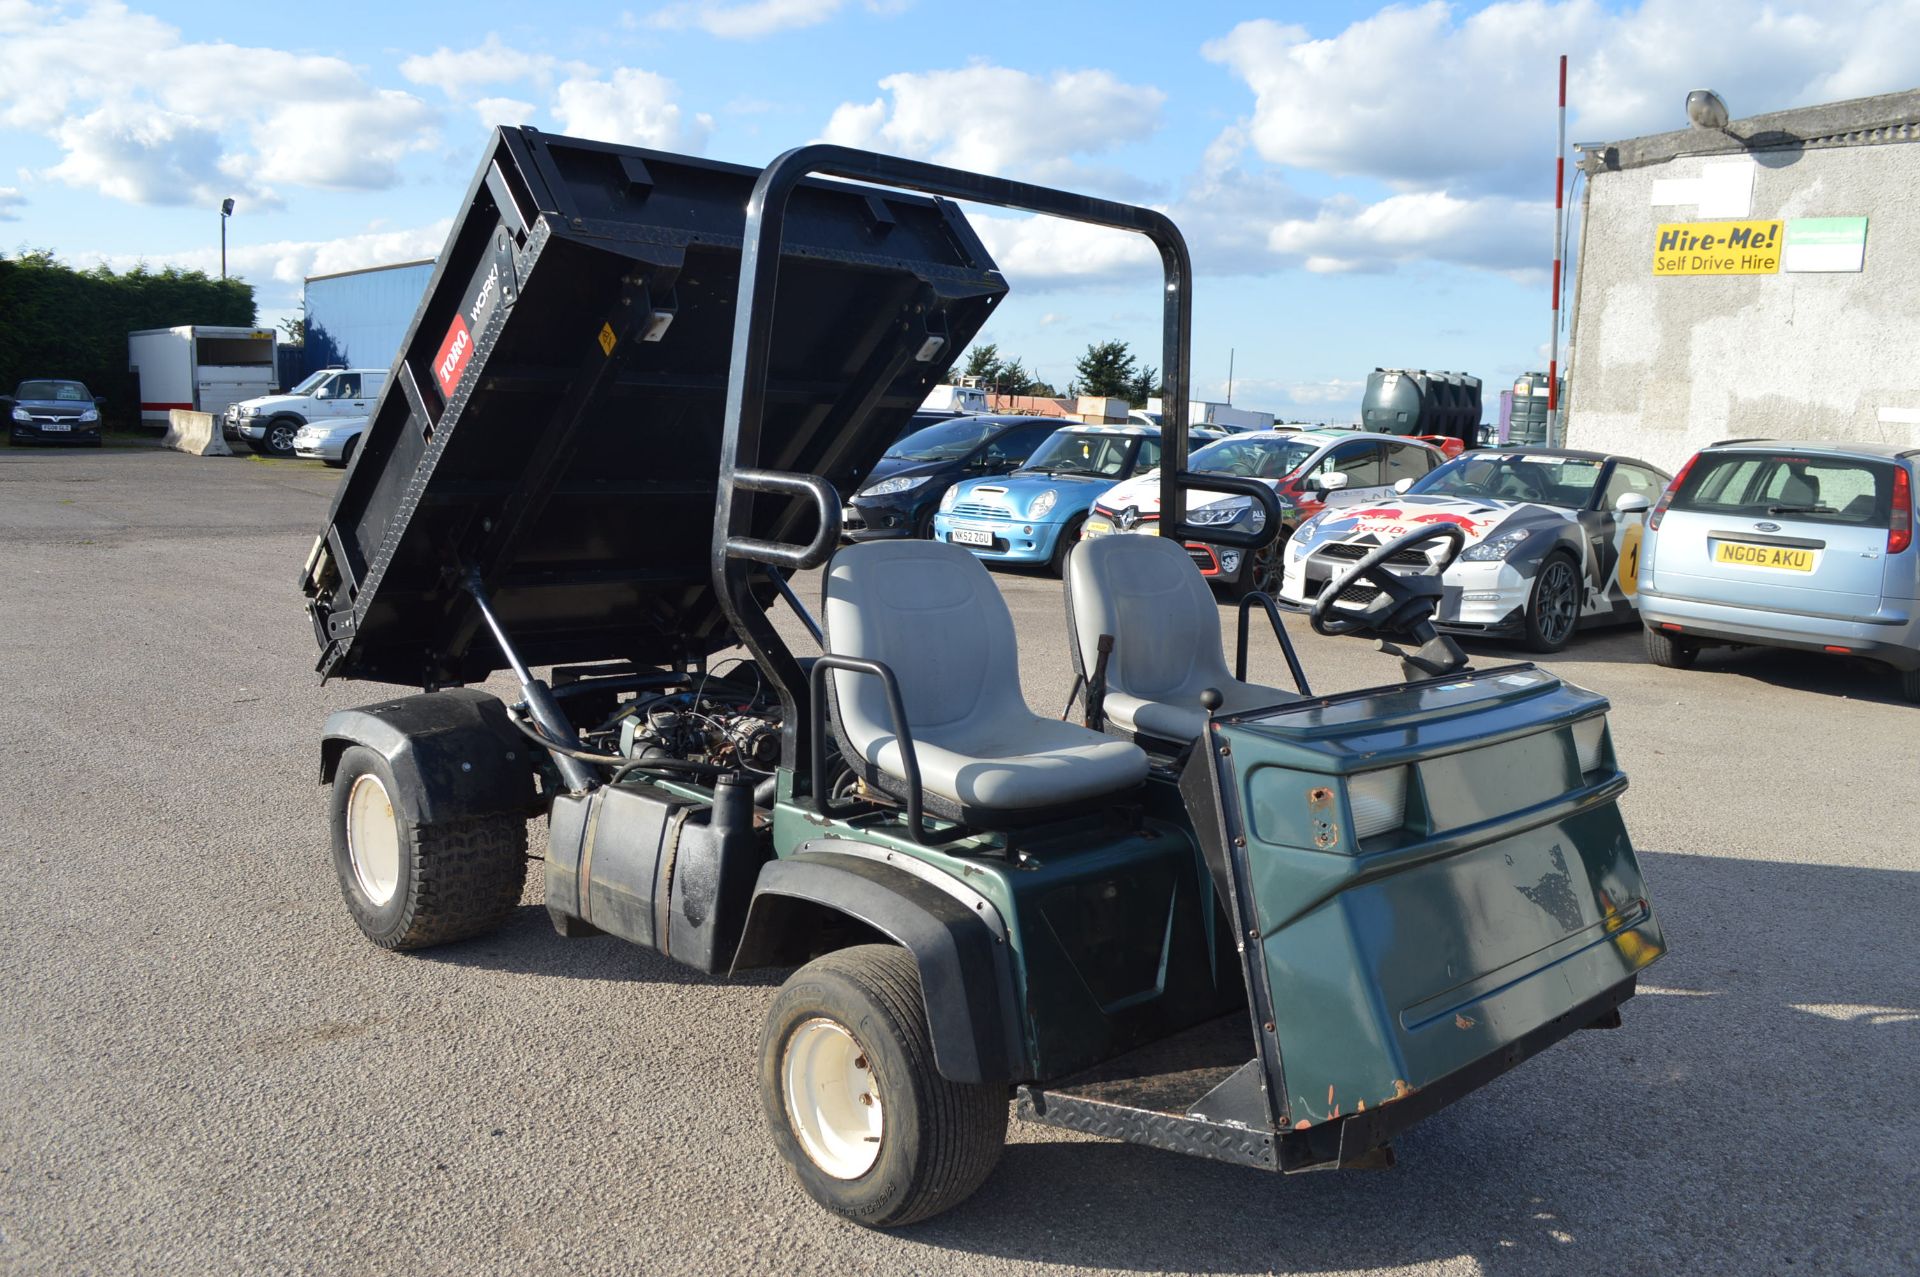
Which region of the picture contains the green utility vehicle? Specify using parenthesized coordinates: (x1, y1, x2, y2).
(299, 130, 1665, 1227)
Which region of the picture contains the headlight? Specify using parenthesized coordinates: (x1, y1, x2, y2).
(1187, 499, 1267, 533)
(238, 405, 256, 417)
(1460, 529, 1533, 561)
(862, 474, 927, 497)
(78, 409, 99, 423)
(1347, 767, 1409, 840)
(1028, 489, 1057, 519)
(10, 407, 28, 422)
(939, 484, 961, 512)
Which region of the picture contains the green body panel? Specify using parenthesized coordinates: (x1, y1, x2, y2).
(770, 781, 1245, 1082)
(1214, 665, 1665, 1125)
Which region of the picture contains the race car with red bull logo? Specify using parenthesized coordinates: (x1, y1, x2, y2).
(1082, 429, 1445, 597)
(1278, 448, 1672, 651)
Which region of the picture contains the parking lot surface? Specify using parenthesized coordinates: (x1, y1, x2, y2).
(1, 448, 1915, 1276)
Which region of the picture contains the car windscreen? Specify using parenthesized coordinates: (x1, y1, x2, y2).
(1410, 454, 1605, 508)
(1670, 452, 1894, 528)
(1188, 436, 1318, 479)
(16, 380, 90, 401)
(884, 417, 1003, 462)
(1019, 432, 1137, 477)
(288, 370, 332, 395)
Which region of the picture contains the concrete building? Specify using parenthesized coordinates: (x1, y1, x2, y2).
(1566, 89, 1920, 470)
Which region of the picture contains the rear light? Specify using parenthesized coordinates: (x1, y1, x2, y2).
(1649, 451, 1698, 530)
(1890, 467, 1913, 554)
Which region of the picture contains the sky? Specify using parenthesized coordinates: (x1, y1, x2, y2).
(3, 0, 1918, 421)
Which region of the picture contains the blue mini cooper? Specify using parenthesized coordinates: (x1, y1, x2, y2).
(933, 424, 1212, 574)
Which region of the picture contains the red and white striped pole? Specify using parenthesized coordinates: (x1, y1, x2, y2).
(1548, 53, 1567, 445)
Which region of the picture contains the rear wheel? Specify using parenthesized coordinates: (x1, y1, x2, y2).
(1898, 666, 1920, 704)
(328, 745, 526, 950)
(1523, 553, 1581, 652)
(760, 945, 1006, 1228)
(1643, 625, 1699, 669)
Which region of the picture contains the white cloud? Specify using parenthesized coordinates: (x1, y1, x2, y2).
(474, 97, 540, 128)
(552, 69, 713, 151)
(80, 221, 451, 289)
(1204, 1, 1920, 198)
(0, 186, 24, 220)
(821, 65, 1165, 176)
(647, 0, 846, 39)
(1267, 190, 1552, 279)
(0, 1, 439, 204)
(400, 35, 564, 98)
(967, 212, 1159, 288)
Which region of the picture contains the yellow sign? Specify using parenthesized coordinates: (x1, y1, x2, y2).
(597, 322, 617, 356)
(1616, 522, 1643, 596)
(1653, 220, 1781, 275)
(1714, 540, 1814, 571)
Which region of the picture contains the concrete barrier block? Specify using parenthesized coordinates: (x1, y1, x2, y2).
(163, 410, 233, 457)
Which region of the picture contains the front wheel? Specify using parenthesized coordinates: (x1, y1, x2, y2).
(1230, 530, 1290, 600)
(1523, 553, 1582, 653)
(328, 745, 527, 950)
(1046, 515, 1086, 577)
(259, 416, 301, 457)
(760, 945, 1006, 1228)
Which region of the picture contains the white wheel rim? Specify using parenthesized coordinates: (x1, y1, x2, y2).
(782, 1017, 884, 1179)
(345, 774, 402, 907)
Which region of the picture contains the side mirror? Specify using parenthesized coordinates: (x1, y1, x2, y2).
(1319, 471, 1350, 493)
(1392, 477, 1416, 494)
(1614, 492, 1652, 514)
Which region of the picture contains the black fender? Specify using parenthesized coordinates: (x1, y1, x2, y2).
(732, 844, 1027, 1085)
(318, 688, 538, 825)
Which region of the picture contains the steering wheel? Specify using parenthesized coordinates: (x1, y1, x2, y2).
(1310, 523, 1467, 639)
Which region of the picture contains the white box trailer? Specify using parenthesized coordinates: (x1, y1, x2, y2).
(1146, 397, 1275, 432)
(127, 326, 278, 428)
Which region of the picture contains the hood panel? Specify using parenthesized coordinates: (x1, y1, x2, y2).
(1296, 495, 1556, 550)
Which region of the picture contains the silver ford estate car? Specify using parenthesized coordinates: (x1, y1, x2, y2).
(1638, 440, 1919, 701)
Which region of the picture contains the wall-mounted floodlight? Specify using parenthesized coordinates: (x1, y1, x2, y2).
(1685, 90, 1731, 132)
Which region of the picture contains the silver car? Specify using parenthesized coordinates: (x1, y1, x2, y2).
(1638, 439, 1919, 700)
(291, 417, 368, 468)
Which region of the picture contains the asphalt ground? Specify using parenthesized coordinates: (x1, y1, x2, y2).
(1, 446, 1915, 1276)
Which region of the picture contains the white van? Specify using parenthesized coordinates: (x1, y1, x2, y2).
(224, 367, 387, 456)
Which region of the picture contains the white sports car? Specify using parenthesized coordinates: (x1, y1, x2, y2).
(1279, 448, 1672, 651)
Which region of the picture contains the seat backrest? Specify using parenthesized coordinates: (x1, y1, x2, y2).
(1066, 535, 1232, 702)
(823, 541, 1031, 755)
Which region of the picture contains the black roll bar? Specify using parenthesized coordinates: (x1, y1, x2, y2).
(1235, 592, 1313, 697)
(712, 144, 1270, 775)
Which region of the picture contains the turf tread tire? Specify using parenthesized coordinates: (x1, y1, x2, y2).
(761, 944, 1006, 1228)
(329, 746, 525, 951)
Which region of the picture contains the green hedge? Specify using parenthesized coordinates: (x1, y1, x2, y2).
(0, 251, 255, 427)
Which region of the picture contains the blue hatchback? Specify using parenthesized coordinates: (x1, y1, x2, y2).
(933, 424, 1187, 574)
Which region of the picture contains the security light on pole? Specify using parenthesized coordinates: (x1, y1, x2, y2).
(220, 198, 235, 279)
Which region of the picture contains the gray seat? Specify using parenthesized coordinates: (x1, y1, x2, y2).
(822, 541, 1148, 822)
(1065, 535, 1299, 744)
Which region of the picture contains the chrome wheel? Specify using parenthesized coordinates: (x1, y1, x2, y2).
(1533, 558, 1579, 648)
(266, 420, 299, 455)
(344, 773, 402, 906)
(782, 1017, 884, 1179)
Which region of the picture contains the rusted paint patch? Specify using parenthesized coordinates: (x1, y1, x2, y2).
(1392, 1079, 1416, 1101)
(1307, 786, 1340, 849)
(1455, 1013, 1477, 1030)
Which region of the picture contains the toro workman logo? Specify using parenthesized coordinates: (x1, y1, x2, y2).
(433, 315, 473, 397)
